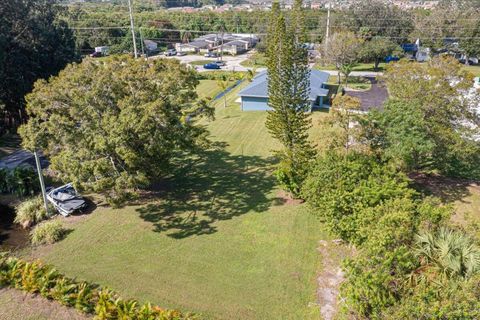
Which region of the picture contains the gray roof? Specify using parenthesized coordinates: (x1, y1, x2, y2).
(180, 40, 209, 48)
(239, 69, 330, 100)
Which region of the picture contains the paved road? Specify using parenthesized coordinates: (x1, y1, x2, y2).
(152, 53, 263, 72)
(346, 77, 388, 111)
(152, 54, 382, 77)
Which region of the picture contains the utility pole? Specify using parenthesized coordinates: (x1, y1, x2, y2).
(127, 0, 138, 58)
(326, 2, 331, 42)
(34, 151, 49, 216)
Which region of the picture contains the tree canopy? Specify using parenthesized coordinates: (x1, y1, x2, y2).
(19, 56, 213, 204)
(359, 37, 402, 70)
(362, 56, 480, 178)
(0, 0, 76, 130)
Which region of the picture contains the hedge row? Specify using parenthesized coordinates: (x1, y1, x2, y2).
(0, 254, 196, 320)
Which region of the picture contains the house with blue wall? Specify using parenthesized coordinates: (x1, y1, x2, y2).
(238, 70, 330, 111)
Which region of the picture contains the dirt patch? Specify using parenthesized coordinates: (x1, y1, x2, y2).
(275, 190, 304, 205)
(0, 204, 30, 251)
(410, 173, 480, 226)
(0, 288, 91, 320)
(317, 239, 350, 320)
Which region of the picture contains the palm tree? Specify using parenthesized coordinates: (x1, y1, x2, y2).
(415, 227, 480, 280)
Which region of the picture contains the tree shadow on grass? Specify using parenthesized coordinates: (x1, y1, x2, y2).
(136, 143, 279, 238)
(410, 173, 474, 204)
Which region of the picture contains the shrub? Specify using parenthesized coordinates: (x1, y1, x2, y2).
(30, 220, 66, 245)
(302, 152, 415, 244)
(14, 196, 51, 228)
(0, 167, 39, 196)
(0, 255, 195, 319)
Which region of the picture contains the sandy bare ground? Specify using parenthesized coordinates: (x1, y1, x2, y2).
(317, 239, 349, 320)
(0, 288, 91, 320)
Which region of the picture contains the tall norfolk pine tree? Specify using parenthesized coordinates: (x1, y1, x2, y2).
(265, 0, 315, 197)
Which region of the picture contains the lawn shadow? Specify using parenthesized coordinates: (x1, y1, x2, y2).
(136, 143, 278, 238)
(410, 173, 474, 204)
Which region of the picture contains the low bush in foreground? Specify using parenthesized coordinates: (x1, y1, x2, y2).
(303, 151, 480, 318)
(14, 196, 51, 228)
(0, 255, 195, 320)
(30, 220, 66, 245)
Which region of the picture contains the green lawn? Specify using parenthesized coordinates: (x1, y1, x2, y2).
(327, 76, 372, 91)
(196, 80, 231, 100)
(463, 65, 480, 76)
(189, 60, 216, 66)
(27, 82, 332, 320)
(315, 62, 387, 72)
(239, 53, 267, 68)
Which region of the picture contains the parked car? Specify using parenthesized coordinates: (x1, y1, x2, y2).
(204, 51, 219, 58)
(90, 51, 103, 58)
(176, 51, 187, 56)
(46, 183, 87, 217)
(214, 60, 226, 66)
(164, 49, 177, 56)
(204, 63, 221, 70)
(385, 55, 400, 63)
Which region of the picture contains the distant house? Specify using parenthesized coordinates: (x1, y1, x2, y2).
(218, 40, 250, 55)
(176, 40, 211, 53)
(238, 70, 330, 111)
(175, 33, 258, 55)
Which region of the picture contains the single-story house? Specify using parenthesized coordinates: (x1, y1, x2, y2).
(218, 40, 250, 55)
(238, 70, 330, 111)
(175, 33, 259, 55)
(175, 40, 211, 53)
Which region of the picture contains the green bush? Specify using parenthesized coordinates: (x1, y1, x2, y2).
(302, 152, 415, 244)
(0, 255, 195, 319)
(14, 196, 51, 228)
(303, 151, 460, 318)
(30, 220, 66, 245)
(0, 167, 40, 196)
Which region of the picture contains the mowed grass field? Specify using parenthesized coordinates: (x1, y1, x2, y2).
(27, 80, 332, 319)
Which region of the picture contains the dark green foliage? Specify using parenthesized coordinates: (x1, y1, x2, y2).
(301, 150, 472, 318)
(364, 101, 436, 171)
(0, 167, 39, 197)
(0, 0, 76, 126)
(302, 152, 415, 244)
(342, 0, 414, 44)
(359, 37, 402, 70)
(0, 255, 195, 319)
(383, 275, 480, 319)
(19, 56, 213, 204)
(265, 0, 315, 197)
(362, 57, 480, 179)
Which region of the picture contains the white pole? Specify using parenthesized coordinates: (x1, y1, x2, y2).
(34, 151, 49, 216)
(127, 0, 138, 58)
(326, 2, 331, 42)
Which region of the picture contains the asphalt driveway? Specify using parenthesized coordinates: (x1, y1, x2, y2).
(346, 77, 388, 111)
